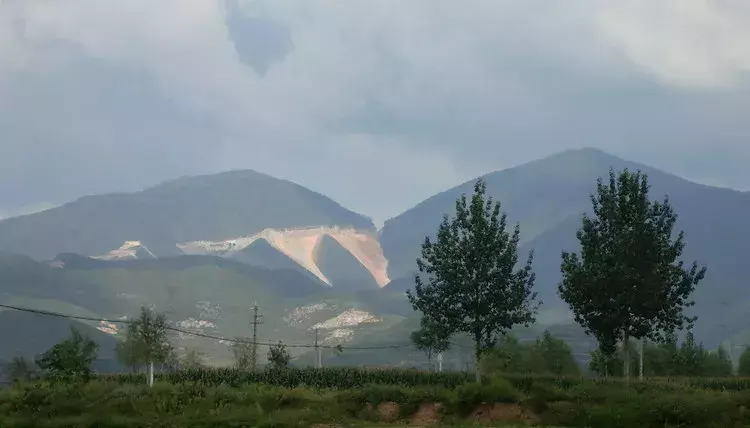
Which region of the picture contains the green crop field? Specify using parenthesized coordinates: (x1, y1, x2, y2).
(5, 367, 750, 427)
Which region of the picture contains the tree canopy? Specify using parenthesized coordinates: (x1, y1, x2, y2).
(588, 333, 731, 378)
(407, 179, 539, 381)
(479, 331, 579, 376)
(119, 306, 173, 386)
(36, 326, 98, 381)
(559, 168, 706, 379)
(267, 341, 290, 369)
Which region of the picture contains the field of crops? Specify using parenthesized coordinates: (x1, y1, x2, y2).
(106, 366, 750, 392)
(8, 367, 750, 427)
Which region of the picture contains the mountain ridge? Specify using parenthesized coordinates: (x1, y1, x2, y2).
(0, 167, 375, 262)
(2, 148, 750, 355)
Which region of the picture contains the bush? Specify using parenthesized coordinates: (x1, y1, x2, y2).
(449, 377, 518, 416)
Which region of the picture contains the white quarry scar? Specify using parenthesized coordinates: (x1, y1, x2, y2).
(173, 226, 391, 288)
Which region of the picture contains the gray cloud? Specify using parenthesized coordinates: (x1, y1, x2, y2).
(0, 0, 749, 225)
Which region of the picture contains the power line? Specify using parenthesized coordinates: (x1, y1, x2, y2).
(0, 303, 594, 354)
(0, 303, 412, 350)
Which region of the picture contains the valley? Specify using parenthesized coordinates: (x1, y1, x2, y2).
(1, 148, 749, 370)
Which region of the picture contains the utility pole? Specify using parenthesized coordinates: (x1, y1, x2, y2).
(314, 328, 322, 368)
(250, 304, 263, 372)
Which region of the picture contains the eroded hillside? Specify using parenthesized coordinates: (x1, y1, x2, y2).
(172, 227, 391, 288)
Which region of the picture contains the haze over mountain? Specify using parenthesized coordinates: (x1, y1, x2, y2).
(1, 148, 750, 365)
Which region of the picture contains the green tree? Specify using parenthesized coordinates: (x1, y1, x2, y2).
(737, 347, 750, 376)
(232, 337, 253, 371)
(533, 331, 580, 376)
(35, 326, 98, 382)
(677, 331, 705, 376)
(410, 317, 451, 371)
(652, 333, 681, 376)
(559, 168, 706, 381)
(479, 334, 528, 375)
(704, 346, 733, 377)
(407, 179, 539, 382)
(2, 356, 37, 383)
(267, 341, 291, 369)
(127, 307, 173, 387)
(115, 325, 148, 373)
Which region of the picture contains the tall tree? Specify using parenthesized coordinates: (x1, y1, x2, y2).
(559, 168, 706, 381)
(407, 179, 539, 382)
(127, 306, 173, 387)
(36, 326, 98, 382)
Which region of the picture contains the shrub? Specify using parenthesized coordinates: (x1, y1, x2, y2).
(450, 377, 518, 416)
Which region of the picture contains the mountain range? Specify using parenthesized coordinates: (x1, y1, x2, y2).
(1, 148, 748, 368)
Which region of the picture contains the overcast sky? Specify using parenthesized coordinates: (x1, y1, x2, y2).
(1, 0, 749, 225)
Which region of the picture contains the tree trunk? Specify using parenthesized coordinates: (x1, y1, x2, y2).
(437, 352, 443, 373)
(639, 339, 644, 380)
(623, 335, 630, 382)
(474, 341, 482, 383)
(148, 360, 154, 387)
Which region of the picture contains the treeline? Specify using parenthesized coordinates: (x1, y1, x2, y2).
(589, 332, 735, 377)
(480, 332, 579, 376)
(2, 306, 295, 385)
(407, 168, 711, 381)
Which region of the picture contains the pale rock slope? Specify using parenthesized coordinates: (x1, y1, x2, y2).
(177, 226, 390, 288)
(92, 241, 157, 260)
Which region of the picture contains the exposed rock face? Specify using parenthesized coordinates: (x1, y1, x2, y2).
(177, 226, 390, 288)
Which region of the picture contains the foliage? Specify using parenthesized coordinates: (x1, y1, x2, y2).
(410, 316, 450, 369)
(450, 378, 519, 416)
(127, 306, 173, 366)
(2, 356, 37, 383)
(7, 374, 750, 427)
(115, 324, 148, 373)
(35, 326, 98, 381)
(106, 367, 475, 389)
(407, 179, 538, 380)
(738, 347, 750, 376)
(588, 342, 637, 378)
(588, 334, 732, 378)
(559, 168, 706, 379)
(232, 337, 254, 371)
(480, 331, 579, 376)
(533, 331, 580, 376)
(267, 341, 291, 370)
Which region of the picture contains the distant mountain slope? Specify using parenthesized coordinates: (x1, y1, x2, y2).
(0, 310, 119, 365)
(0, 170, 374, 260)
(0, 254, 408, 366)
(380, 148, 750, 348)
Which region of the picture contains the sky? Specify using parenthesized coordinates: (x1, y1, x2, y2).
(1, 0, 749, 225)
